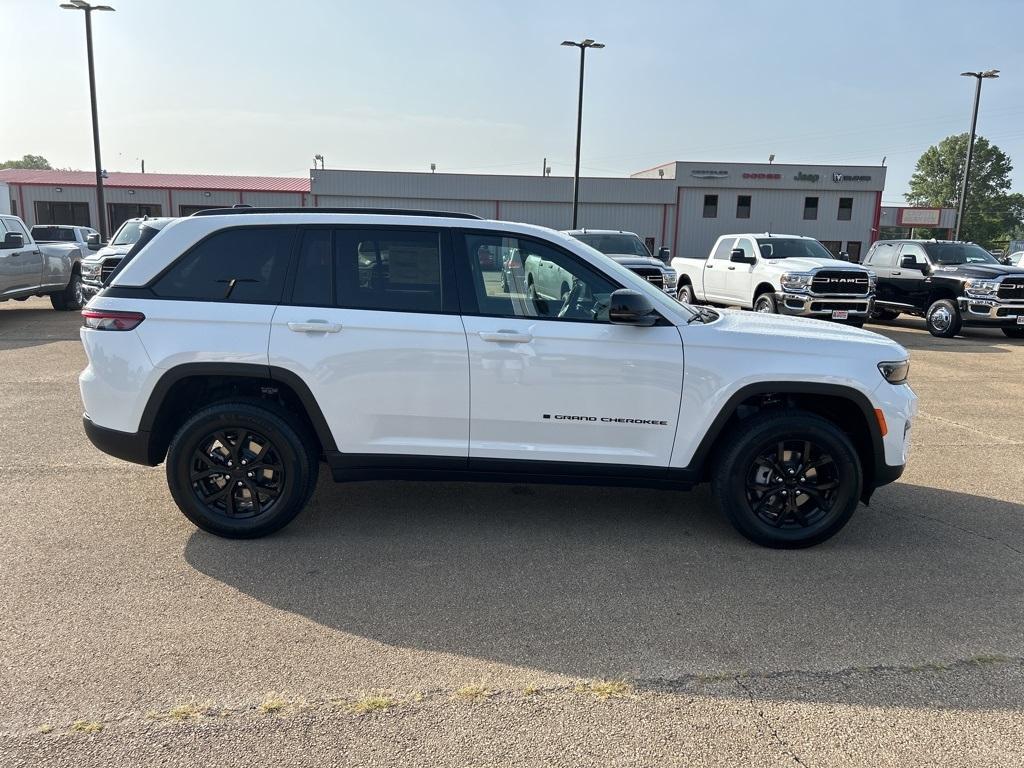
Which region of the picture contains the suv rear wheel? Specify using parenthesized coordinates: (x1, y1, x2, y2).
(166, 402, 319, 538)
(712, 410, 862, 548)
(925, 299, 962, 338)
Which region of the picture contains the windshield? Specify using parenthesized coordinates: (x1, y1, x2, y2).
(31, 226, 76, 242)
(574, 233, 651, 258)
(111, 221, 145, 246)
(923, 242, 999, 265)
(756, 238, 835, 260)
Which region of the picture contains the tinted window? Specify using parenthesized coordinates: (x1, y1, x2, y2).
(867, 242, 897, 268)
(736, 195, 751, 219)
(153, 227, 293, 303)
(335, 229, 442, 313)
(31, 226, 77, 242)
(838, 198, 853, 221)
(736, 237, 755, 260)
(923, 242, 999, 265)
(292, 229, 333, 307)
(712, 238, 736, 260)
(803, 196, 819, 220)
(5, 217, 30, 239)
(463, 233, 618, 322)
(703, 194, 718, 218)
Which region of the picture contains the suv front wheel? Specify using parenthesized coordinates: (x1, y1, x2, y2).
(166, 402, 319, 538)
(712, 410, 862, 548)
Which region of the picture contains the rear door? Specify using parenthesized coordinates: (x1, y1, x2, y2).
(866, 241, 899, 304)
(456, 230, 684, 467)
(269, 226, 469, 458)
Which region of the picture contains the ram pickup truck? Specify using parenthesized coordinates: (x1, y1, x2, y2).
(864, 239, 1024, 338)
(564, 229, 676, 294)
(673, 234, 876, 325)
(30, 224, 102, 253)
(0, 214, 85, 310)
(82, 216, 174, 297)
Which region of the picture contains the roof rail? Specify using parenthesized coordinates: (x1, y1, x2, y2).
(189, 206, 483, 219)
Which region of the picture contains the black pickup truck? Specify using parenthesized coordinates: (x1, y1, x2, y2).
(863, 239, 1024, 339)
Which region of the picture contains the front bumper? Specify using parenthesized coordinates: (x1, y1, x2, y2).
(82, 279, 103, 297)
(776, 292, 874, 319)
(957, 297, 1024, 326)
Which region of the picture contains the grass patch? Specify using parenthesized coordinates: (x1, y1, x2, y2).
(523, 684, 541, 696)
(70, 720, 103, 733)
(258, 692, 299, 715)
(37, 724, 54, 734)
(454, 684, 494, 701)
(348, 695, 396, 715)
(970, 653, 1010, 666)
(148, 700, 214, 721)
(575, 680, 632, 700)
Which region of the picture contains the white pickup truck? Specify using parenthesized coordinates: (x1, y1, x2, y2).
(673, 234, 875, 325)
(0, 214, 86, 310)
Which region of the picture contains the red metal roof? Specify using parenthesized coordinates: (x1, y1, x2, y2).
(0, 168, 308, 193)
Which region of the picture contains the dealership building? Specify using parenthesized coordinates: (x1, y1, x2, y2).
(4, 161, 899, 261)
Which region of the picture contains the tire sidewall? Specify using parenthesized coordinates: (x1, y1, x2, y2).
(716, 414, 862, 548)
(926, 299, 960, 338)
(678, 283, 695, 303)
(166, 405, 314, 538)
(754, 294, 777, 314)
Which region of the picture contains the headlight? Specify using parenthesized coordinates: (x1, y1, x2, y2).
(82, 262, 101, 280)
(780, 272, 813, 292)
(878, 360, 910, 384)
(964, 278, 1000, 297)
(661, 267, 677, 281)
(867, 271, 877, 290)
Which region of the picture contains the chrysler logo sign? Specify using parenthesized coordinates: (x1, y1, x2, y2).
(690, 169, 729, 179)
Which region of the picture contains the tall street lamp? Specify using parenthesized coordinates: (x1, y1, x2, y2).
(60, 1, 115, 241)
(561, 38, 604, 229)
(954, 69, 999, 242)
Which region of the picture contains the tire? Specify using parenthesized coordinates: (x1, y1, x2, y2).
(753, 293, 778, 314)
(925, 299, 962, 338)
(711, 409, 863, 549)
(166, 402, 319, 538)
(677, 282, 697, 304)
(1002, 327, 1024, 339)
(50, 268, 84, 311)
(871, 308, 901, 322)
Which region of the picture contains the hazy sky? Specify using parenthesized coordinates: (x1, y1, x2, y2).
(5, 0, 1023, 203)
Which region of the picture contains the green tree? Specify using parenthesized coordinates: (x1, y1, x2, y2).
(0, 154, 52, 170)
(906, 134, 1021, 246)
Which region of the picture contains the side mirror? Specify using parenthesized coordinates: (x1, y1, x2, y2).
(657, 246, 671, 263)
(87, 233, 101, 249)
(838, 250, 850, 261)
(1, 232, 24, 249)
(730, 248, 756, 265)
(608, 289, 658, 326)
(900, 255, 923, 270)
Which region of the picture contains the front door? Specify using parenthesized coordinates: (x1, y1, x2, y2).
(456, 231, 684, 466)
(269, 226, 469, 458)
(0, 216, 44, 296)
(892, 243, 931, 308)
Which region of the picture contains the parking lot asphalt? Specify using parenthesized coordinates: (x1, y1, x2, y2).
(2, 297, 1022, 767)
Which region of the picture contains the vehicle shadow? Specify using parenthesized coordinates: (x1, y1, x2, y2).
(183, 477, 1024, 709)
(0, 301, 82, 350)
(868, 317, 1017, 353)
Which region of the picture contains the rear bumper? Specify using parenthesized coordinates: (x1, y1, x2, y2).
(957, 297, 1024, 326)
(82, 415, 156, 466)
(776, 292, 874, 318)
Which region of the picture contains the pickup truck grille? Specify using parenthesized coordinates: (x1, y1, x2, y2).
(811, 270, 870, 296)
(629, 266, 664, 289)
(100, 258, 122, 283)
(998, 278, 1024, 300)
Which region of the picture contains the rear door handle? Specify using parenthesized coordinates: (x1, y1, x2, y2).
(727, 266, 736, 270)
(287, 320, 342, 333)
(478, 330, 532, 343)
(891, 270, 902, 276)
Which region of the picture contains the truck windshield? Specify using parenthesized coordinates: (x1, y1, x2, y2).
(756, 238, 835, 260)
(573, 233, 651, 258)
(111, 221, 145, 246)
(30, 226, 76, 242)
(923, 242, 999, 265)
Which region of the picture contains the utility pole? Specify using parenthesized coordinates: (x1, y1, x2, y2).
(561, 38, 604, 229)
(955, 69, 999, 241)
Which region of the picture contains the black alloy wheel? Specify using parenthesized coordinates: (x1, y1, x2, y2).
(189, 428, 285, 520)
(745, 438, 840, 530)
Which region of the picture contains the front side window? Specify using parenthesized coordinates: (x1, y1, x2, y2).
(867, 242, 897, 268)
(463, 233, 618, 322)
(712, 238, 736, 260)
(735, 237, 755, 260)
(703, 194, 718, 218)
(153, 227, 293, 303)
(838, 198, 853, 221)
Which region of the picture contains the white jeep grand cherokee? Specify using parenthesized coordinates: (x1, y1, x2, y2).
(79, 209, 916, 548)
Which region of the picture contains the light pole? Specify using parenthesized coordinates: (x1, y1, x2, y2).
(954, 69, 999, 242)
(60, 1, 115, 241)
(561, 38, 604, 229)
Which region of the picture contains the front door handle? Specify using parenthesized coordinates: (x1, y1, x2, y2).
(891, 270, 902, 276)
(727, 266, 736, 270)
(478, 330, 532, 343)
(287, 320, 342, 333)
(705, 264, 714, 268)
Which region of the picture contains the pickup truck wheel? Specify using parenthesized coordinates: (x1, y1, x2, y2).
(753, 293, 778, 314)
(1002, 327, 1024, 339)
(166, 402, 319, 538)
(677, 283, 697, 304)
(925, 299, 962, 338)
(712, 410, 862, 548)
(50, 269, 84, 311)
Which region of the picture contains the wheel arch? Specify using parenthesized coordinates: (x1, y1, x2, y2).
(754, 282, 776, 298)
(688, 382, 885, 503)
(139, 363, 336, 465)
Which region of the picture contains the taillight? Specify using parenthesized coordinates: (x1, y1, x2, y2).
(81, 308, 145, 331)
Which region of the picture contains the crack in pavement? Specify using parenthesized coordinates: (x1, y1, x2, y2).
(867, 500, 1024, 557)
(914, 410, 1024, 445)
(734, 675, 811, 767)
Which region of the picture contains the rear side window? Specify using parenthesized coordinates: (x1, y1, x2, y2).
(153, 227, 293, 303)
